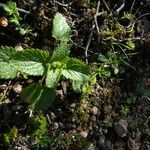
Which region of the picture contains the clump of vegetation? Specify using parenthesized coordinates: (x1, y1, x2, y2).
(0, 12, 89, 111)
(1, 126, 18, 146)
(2, 1, 31, 35)
(26, 115, 51, 149)
(52, 132, 91, 150)
(74, 99, 90, 124)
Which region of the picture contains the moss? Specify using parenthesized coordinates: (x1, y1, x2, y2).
(1, 126, 18, 146)
(74, 99, 90, 124)
(26, 115, 51, 149)
(27, 115, 47, 138)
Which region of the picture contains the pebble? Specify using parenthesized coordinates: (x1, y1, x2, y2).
(66, 123, 76, 129)
(114, 119, 128, 137)
(15, 44, 23, 51)
(88, 143, 95, 150)
(99, 135, 105, 148)
(105, 139, 112, 149)
(80, 131, 88, 138)
(50, 112, 56, 120)
(58, 122, 65, 129)
(103, 115, 111, 124)
(13, 84, 22, 94)
(104, 105, 112, 114)
(103, 128, 108, 134)
(90, 115, 97, 122)
(90, 106, 98, 115)
(70, 103, 76, 108)
(53, 122, 59, 130)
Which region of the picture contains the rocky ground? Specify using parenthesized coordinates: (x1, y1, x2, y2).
(0, 0, 150, 150)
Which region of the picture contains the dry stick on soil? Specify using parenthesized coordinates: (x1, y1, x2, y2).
(116, 0, 125, 14)
(104, 4, 118, 22)
(102, 0, 110, 12)
(94, 0, 100, 36)
(0, 3, 30, 14)
(130, 0, 136, 13)
(55, 1, 72, 7)
(85, 25, 95, 64)
(0, 3, 50, 21)
(127, 12, 150, 32)
(85, 0, 101, 64)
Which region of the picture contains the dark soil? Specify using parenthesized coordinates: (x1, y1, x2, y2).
(0, 0, 150, 150)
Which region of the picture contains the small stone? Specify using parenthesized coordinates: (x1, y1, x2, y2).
(99, 135, 105, 148)
(50, 112, 56, 120)
(80, 131, 88, 138)
(103, 115, 111, 124)
(103, 128, 108, 134)
(53, 122, 59, 130)
(88, 143, 95, 150)
(104, 105, 112, 114)
(105, 139, 112, 149)
(90, 115, 97, 122)
(15, 44, 23, 51)
(0, 84, 7, 90)
(58, 122, 65, 129)
(70, 103, 76, 108)
(13, 84, 22, 94)
(91, 106, 98, 115)
(42, 46, 51, 51)
(114, 119, 128, 137)
(66, 123, 76, 129)
(11, 105, 21, 111)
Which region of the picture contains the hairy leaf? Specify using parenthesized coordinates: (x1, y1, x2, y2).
(46, 68, 61, 88)
(0, 46, 15, 62)
(12, 60, 44, 76)
(13, 49, 49, 63)
(22, 84, 56, 111)
(72, 80, 83, 92)
(0, 62, 17, 79)
(62, 58, 89, 81)
(52, 12, 71, 41)
(50, 43, 70, 62)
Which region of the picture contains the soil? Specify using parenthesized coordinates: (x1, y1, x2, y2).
(0, 0, 150, 150)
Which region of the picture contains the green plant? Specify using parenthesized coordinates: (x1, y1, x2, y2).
(2, 126, 18, 146)
(121, 105, 130, 117)
(74, 99, 89, 124)
(26, 115, 51, 149)
(136, 84, 150, 101)
(0, 12, 89, 111)
(54, 132, 91, 150)
(2, 1, 31, 35)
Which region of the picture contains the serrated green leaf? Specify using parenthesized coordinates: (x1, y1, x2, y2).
(62, 69, 88, 81)
(72, 80, 83, 92)
(0, 46, 16, 62)
(46, 68, 61, 88)
(12, 60, 44, 76)
(0, 62, 17, 79)
(62, 58, 89, 81)
(50, 43, 70, 62)
(13, 49, 49, 63)
(52, 12, 71, 41)
(22, 84, 56, 111)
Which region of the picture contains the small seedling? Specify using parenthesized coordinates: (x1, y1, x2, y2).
(121, 105, 130, 117)
(2, 1, 31, 35)
(0, 12, 89, 111)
